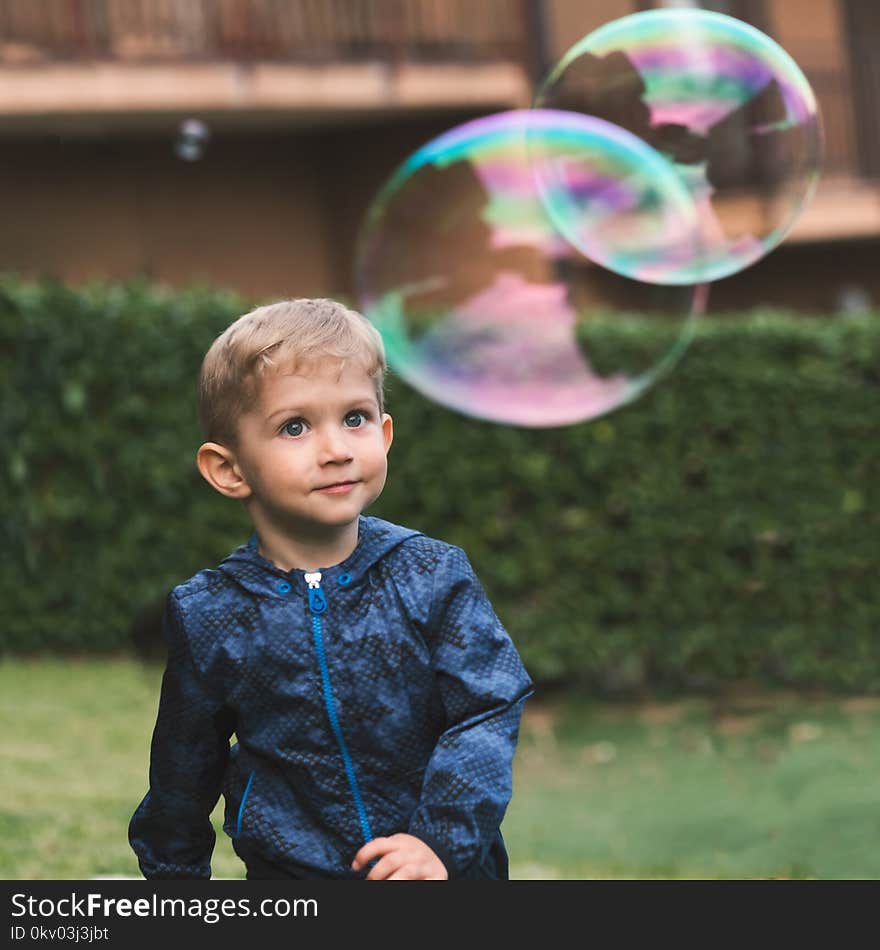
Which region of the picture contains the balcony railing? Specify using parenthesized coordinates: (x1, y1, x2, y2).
(807, 66, 857, 178)
(0, 0, 530, 65)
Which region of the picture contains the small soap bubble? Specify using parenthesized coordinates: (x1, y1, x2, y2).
(532, 8, 822, 284)
(355, 110, 705, 428)
(174, 118, 211, 162)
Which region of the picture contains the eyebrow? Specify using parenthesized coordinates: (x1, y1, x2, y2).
(265, 398, 377, 423)
(267, 406, 306, 422)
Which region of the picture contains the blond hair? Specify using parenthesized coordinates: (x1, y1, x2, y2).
(198, 298, 386, 447)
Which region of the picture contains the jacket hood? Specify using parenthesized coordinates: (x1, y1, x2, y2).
(216, 515, 422, 599)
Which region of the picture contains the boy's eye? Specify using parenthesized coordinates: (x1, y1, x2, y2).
(344, 411, 366, 428)
(282, 419, 306, 437)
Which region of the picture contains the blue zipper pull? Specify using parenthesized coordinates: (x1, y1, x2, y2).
(305, 571, 328, 614)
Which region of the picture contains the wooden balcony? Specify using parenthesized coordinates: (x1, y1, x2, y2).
(0, 0, 530, 64)
(0, 0, 534, 129)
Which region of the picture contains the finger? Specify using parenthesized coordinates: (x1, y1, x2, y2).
(351, 837, 391, 870)
(366, 853, 405, 881)
(386, 868, 418, 880)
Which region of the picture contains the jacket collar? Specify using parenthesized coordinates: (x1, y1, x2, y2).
(216, 515, 421, 598)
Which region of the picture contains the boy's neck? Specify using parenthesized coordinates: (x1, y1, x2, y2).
(253, 519, 360, 573)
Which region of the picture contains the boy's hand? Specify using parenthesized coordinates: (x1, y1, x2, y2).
(351, 833, 448, 880)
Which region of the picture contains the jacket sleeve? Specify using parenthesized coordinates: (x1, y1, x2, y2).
(407, 545, 534, 876)
(128, 591, 236, 879)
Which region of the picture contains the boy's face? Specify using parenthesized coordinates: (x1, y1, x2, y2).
(228, 359, 393, 536)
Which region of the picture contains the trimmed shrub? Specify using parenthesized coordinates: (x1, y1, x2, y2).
(3, 277, 878, 693)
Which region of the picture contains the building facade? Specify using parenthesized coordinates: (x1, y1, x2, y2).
(0, 0, 877, 310)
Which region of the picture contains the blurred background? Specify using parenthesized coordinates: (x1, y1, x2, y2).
(2, 0, 879, 880)
(0, 0, 878, 309)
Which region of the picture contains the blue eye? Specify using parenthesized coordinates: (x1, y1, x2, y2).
(283, 419, 305, 437)
(344, 411, 366, 428)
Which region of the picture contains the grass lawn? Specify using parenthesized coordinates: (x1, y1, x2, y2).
(2, 658, 880, 880)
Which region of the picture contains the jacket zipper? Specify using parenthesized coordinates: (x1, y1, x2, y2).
(235, 769, 255, 837)
(305, 571, 374, 845)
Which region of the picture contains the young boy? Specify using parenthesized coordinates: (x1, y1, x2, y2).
(129, 298, 534, 880)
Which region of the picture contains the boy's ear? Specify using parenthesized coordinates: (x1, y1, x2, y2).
(196, 442, 253, 499)
(381, 413, 393, 454)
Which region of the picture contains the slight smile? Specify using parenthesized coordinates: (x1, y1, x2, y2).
(316, 480, 360, 494)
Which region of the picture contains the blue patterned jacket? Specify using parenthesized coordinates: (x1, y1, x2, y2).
(129, 516, 534, 879)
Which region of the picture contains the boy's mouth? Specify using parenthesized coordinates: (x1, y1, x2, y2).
(315, 480, 359, 494)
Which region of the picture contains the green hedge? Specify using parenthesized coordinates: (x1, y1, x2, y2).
(3, 277, 878, 693)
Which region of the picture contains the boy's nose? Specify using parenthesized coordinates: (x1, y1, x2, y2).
(316, 429, 354, 464)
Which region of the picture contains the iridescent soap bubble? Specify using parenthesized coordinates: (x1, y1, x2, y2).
(524, 110, 704, 285)
(532, 8, 822, 284)
(355, 110, 706, 428)
(174, 118, 211, 161)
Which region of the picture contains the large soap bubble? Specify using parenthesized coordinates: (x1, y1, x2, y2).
(355, 110, 706, 428)
(524, 110, 703, 284)
(532, 9, 822, 284)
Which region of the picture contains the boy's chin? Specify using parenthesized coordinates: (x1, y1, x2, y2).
(318, 514, 362, 529)
(311, 506, 368, 529)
